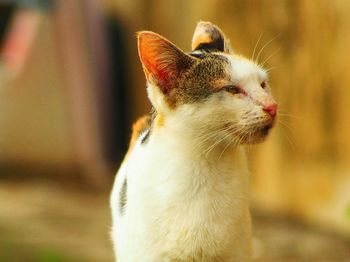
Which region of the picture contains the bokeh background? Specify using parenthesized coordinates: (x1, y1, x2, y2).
(0, 0, 349, 261)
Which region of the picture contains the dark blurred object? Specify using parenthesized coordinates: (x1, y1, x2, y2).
(103, 16, 128, 163)
(1, 8, 41, 76)
(0, 0, 54, 76)
(0, 0, 53, 44)
(54, 1, 129, 183)
(0, 1, 129, 186)
(0, 4, 15, 46)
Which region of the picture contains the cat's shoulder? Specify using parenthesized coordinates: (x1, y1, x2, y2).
(131, 115, 151, 146)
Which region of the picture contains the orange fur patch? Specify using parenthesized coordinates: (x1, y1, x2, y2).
(124, 115, 150, 162)
(192, 34, 213, 50)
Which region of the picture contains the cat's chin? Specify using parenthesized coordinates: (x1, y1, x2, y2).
(241, 124, 274, 144)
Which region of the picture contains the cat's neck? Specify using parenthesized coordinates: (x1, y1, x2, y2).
(144, 113, 250, 196)
(150, 113, 247, 167)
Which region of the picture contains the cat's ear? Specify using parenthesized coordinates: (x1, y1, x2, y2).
(191, 21, 232, 53)
(138, 31, 195, 94)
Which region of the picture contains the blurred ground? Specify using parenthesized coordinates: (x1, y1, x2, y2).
(0, 179, 349, 262)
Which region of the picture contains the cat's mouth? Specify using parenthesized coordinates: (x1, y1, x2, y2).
(241, 122, 275, 144)
(224, 119, 275, 144)
(248, 122, 275, 143)
(260, 123, 274, 136)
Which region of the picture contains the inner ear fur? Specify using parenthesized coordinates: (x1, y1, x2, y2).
(138, 31, 196, 95)
(191, 21, 232, 53)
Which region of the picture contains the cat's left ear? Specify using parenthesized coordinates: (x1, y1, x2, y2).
(138, 31, 195, 95)
(191, 21, 232, 53)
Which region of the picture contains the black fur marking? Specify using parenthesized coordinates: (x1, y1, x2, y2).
(119, 177, 127, 214)
(140, 109, 156, 145)
(141, 128, 151, 144)
(195, 42, 223, 53)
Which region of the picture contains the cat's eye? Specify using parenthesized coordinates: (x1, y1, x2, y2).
(260, 81, 267, 89)
(224, 85, 241, 94)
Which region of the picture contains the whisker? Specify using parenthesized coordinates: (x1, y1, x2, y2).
(251, 32, 263, 61)
(277, 120, 295, 136)
(192, 128, 226, 152)
(193, 125, 238, 154)
(261, 47, 281, 68)
(204, 132, 232, 158)
(246, 132, 253, 153)
(278, 109, 301, 118)
(265, 65, 285, 72)
(218, 137, 234, 160)
(256, 33, 281, 64)
(202, 125, 247, 158)
(278, 124, 296, 152)
(191, 121, 254, 159)
(278, 112, 301, 120)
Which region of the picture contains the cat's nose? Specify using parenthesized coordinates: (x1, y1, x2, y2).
(263, 103, 277, 118)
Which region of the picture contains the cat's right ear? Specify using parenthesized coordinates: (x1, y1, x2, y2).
(191, 21, 232, 53)
(137, 31, 195, 95)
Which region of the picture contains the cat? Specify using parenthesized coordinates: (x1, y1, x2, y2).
(110, 21, 277, 262)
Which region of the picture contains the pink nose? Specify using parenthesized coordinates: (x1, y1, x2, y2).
(263, 103, 277, 118)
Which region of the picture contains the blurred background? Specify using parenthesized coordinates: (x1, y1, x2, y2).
(0, 0, 349, 261)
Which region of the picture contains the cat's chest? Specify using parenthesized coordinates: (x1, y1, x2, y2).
(124, 144, 248, 258)
(126, 140, 248, 220)
(116, 137, 250, 260)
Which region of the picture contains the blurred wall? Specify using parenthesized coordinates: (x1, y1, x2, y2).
(107, 0, 350, 236)
(0, 14, 75, 167)
(0, 2, 121, 182)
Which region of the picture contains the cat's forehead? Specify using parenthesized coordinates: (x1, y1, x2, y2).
(189, 51, 267, 83)
(226, 54, 267, 81)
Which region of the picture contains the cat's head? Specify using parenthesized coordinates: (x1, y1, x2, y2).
(137, 21, 277, 145)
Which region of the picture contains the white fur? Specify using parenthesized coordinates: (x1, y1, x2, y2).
(110, 55, 274, 261)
